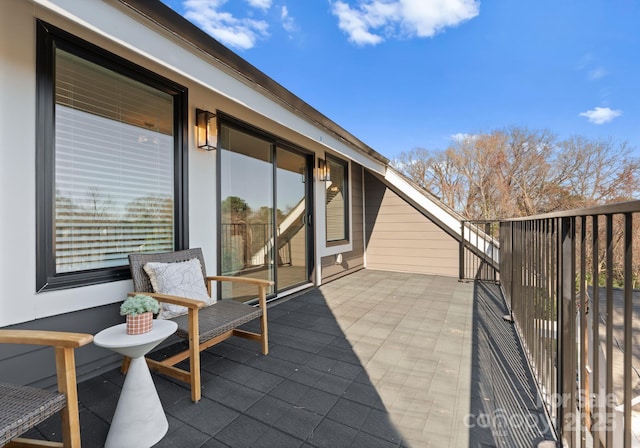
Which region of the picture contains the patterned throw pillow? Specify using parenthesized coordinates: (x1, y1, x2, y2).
(143, 258, 214, 319)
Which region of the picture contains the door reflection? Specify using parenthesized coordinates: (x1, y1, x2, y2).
(220, 126, 274, 302)
(219, 125, 311, 302)
(276, 148, 309, 291)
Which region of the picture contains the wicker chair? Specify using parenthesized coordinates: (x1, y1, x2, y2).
(128, 248, 273, 402)
(0, 330, 93, 448)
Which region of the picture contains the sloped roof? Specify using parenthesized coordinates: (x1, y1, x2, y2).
(117, 0, 390, 166)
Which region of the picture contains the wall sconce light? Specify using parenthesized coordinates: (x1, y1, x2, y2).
(317, 157, 331, 182)
(196, 108, 217, 150)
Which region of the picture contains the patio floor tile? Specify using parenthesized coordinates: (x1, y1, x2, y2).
(27, 269, 556, 447)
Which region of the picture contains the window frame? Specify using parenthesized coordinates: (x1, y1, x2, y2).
(325, 154, 350, 246)
(35, 20, 189, 292)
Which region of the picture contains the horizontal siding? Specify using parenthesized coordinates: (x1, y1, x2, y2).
(364, 171, 459, 277)
(365, 246, 458, 260)
(0, 303, 127, 388)
(366, 237, 458, 249)
(365, 221, 455, 233)
(322, 163, 364, 282)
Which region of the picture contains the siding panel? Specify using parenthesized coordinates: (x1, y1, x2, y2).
(0, 303, 126, 388)
(364, 171, 459, 277)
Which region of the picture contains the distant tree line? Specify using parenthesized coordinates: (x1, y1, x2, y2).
(392, 126, 640, 221)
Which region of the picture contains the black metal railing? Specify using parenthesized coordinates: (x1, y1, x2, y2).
(500, 200, 640, 448)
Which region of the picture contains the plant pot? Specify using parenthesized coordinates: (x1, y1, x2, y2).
(126, 312, 153, 335)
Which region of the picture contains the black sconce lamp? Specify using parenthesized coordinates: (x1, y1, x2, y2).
(196, 108, 217, 150)
(317, 157, 331, 182)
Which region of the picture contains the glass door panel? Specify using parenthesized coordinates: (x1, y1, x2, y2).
(219, 126, 275, 302)
(276, 148, 309, 291)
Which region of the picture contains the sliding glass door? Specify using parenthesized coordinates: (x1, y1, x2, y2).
(276, 148, 310, 291)
(219, 123, 311, 302)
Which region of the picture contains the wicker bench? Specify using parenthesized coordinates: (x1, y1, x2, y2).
(128, 248, 273, 402)
(0, 330, 93, 448)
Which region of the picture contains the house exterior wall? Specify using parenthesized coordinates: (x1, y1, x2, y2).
(321, 164, 365, 282)
(0, 0, 465, 389)
(364, 171, 460, 277)
(0, 0, 386, 386)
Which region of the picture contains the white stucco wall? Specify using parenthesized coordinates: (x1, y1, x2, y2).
(0, 0, 385, 326)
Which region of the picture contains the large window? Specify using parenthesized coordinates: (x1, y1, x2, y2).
(325, 155, 349, 243)
(36, 22, 187, 291)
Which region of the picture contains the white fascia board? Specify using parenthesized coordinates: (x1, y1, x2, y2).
(32, 0, 386, 174)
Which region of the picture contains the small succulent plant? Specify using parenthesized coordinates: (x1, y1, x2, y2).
(120, 294, 160, 316)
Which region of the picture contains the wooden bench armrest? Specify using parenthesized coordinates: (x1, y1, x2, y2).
(206, 276, 274, 287)
(129, 291, 207, 309)
(0, 330, 93, 348)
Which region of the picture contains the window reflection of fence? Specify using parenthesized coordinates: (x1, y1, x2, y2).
(221, 223, 292, 272)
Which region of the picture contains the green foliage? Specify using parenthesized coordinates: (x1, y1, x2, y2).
(221, 196, 250, 222)
(120, 294, 160, 316)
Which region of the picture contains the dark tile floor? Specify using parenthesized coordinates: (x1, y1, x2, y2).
(28, 269, 557, 447)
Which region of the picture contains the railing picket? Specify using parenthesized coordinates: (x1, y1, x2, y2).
(579, 216, 588, 447)
(591, 215, 601, 447)
(623, 213, 633, 448)
(559, 216, 577, 447)
(552, 218, 558, 428)
(606, 214, 614, 448)
(459, 221, 465, 281)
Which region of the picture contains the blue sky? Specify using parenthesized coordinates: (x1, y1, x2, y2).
(160, 0, 640, 160)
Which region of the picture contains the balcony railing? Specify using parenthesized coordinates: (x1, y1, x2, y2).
(494, 200, 640, 447)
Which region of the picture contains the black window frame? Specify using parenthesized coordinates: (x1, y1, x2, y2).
(35, 20, 189, 292)
(325, 154, 350, 246)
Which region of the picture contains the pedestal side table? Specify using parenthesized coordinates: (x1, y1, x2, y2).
(94, 319, 177, 448)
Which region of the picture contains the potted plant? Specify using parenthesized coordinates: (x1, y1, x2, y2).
(120, 294, 160, 335)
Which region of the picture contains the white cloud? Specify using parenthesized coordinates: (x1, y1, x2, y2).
(281, 6, 297, 34)
(332, 1, 384, 46)
(587, 67, 607, 81)
(183, 0, 270, 50)
(579, 107, 622, 125)
(450, 132, 478, 142)
(247, 0, 272, 10)
(331, 0, 479, 46)
(575, 53, 594, 71)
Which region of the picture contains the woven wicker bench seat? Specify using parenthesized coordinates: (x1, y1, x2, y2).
(0, 382, 66, 446)
(173, 300, 262, 344)
(0, 330, 93, 448)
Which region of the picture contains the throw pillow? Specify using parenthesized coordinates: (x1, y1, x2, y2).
(143, 258, 213, 319)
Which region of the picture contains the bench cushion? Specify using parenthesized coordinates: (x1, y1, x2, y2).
(172, 301, 262, 344)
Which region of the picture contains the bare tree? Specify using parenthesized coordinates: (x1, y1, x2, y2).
(392, 127, 640, 220)
(555, 136, 640, 206)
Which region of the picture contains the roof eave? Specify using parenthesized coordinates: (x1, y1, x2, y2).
(116, 0, 390, 166)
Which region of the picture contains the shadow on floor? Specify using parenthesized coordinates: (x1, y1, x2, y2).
(469, 280, 558, 447)
(30, 287, 406, 448)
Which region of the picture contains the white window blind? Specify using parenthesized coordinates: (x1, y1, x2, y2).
(325, 157, 348, 242)
(54, 49, 174, 273)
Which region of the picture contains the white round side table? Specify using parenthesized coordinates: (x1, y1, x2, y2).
(94, 319, 178, 448)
